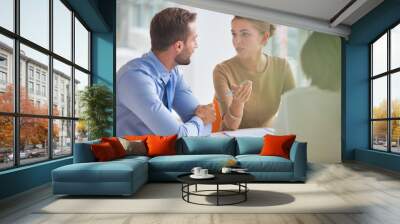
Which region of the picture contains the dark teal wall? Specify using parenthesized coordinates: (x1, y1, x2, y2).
(91, 0, 116, 136)
(355, 148, 400, 172)
(65, 0, 110, 32)
(0, 158, 72, 199)
(92, 32, 114, 90)
(92, 33, 114, 87)
(344, 0, 400, 171)
(343, 44, 369, 160)
(90, 0, 115, 89)
(0, 0, 116, 200)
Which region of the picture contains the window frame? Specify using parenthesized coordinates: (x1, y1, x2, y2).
(0, 53, 7, 68)
(0, 0, 92, 171)
(0, 71, 7, 85)
(0, 53, 8, 88)
(370, 20, 400, 154)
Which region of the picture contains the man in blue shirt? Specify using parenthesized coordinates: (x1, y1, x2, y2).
(117, 7, 215, 138)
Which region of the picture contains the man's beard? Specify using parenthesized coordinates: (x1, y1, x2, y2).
(175, 50, 191, 65)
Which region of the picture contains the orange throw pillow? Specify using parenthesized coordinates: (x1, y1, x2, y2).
(91, 142, 118, 161)
(101, 137, 127, 158)
(146, 135, 177, 157)
(260, 134, 296, 159)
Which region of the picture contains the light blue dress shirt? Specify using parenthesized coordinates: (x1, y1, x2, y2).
(116, 51, 211, 138)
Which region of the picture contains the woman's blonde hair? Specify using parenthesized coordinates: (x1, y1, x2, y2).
(232, 16, 276, 37)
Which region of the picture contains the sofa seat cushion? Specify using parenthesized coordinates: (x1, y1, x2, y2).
(53, 159, 147, 183)
(116, 155, 150, 163)
(149, 154, 235, 172)
(236, 155, 293, 172)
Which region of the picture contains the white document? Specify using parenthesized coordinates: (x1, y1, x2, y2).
(211, 127, 276, 137)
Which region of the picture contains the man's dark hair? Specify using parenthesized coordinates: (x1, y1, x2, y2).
(150, 7, 197, 51)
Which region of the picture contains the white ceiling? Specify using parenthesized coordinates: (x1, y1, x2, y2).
(173, 0, 384, 38)
(226, 0, 352, 23)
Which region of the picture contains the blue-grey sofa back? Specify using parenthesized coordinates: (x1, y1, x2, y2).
(73, 139, 100, 163)
(177, 136, 236, 155)
(235, 137, 264, 155)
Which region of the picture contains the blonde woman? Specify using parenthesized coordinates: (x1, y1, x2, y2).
(213, 16, 295, 131)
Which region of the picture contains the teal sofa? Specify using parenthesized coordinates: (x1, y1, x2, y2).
(52, 136, 307, 196)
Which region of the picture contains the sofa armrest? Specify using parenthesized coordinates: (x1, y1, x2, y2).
(73, 140, 100, 163)
(289, 141, 307, 181)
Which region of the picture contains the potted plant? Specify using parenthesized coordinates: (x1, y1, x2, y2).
(79, 84, 113, 140)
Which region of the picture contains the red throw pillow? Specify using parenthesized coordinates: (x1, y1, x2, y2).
(91, 142, 118, 161)
(146, 135, 177, 157)
(101, 137, 127, 158)
(260, 134, 296, 159)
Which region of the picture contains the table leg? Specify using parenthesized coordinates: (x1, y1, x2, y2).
(188, 184, 190, 202)
(217, 184, 219, 206)
(181, 184, 183, 199)
(195, 184, 197, 192)
(245, 183, 247, 201)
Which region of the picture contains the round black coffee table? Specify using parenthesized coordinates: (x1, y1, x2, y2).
(177, 173, 255, 206)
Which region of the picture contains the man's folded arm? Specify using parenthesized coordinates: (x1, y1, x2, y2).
(172, 73, 211, 136)
(118, 71, 204, 137)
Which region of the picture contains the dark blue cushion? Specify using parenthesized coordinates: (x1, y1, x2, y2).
(235, 137, 264, 155)
(178, 136, 235, 155)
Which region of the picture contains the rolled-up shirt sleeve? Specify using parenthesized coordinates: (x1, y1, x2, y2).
(118, 70, 206, 137)
(172, 74, 211, 136)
